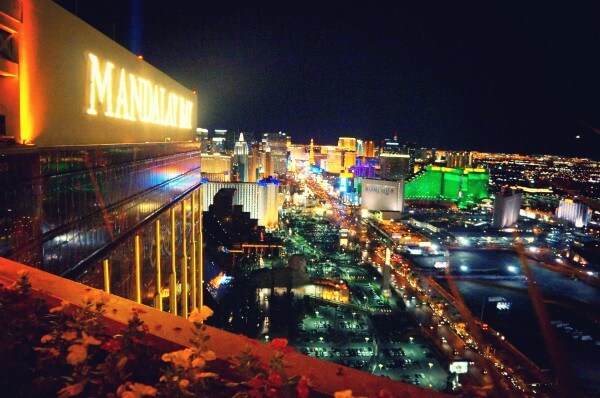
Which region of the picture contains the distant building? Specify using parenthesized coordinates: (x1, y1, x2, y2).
(364, 140, 376, 158)
(360, 179, 405, 212)
(262, 132, 288, 175)
(233, 133, 249, 182)
(203, 188, 282, 258)
(197, 128, 209, 151)
(322, 149, 356, 174)
(556, 199, 592, 228)
(202, 180, 279, 228)
(446, 151, 472, 168)
(492, 187, 522, 228)
(405, 165, 489, 208)
(380, 153, 411, 180)
(338, 137, 357, 151)
(201, 152, 232, 174)
(356, 140, 376, 157)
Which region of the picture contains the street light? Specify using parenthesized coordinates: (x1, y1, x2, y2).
(365, 337, 370, 343)
(428, 362, 434, 369)
(409, 337, 414, 344)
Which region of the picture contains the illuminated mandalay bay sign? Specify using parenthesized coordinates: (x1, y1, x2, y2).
(86, 53, 194, 129)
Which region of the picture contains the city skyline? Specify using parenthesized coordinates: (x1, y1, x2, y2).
(55, 1, 600, 159)
(2, 2, 599, 395)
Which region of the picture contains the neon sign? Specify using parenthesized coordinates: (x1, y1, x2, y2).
(86, 53, 194, 129)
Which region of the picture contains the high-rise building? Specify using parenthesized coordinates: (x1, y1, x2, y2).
(197, 128, 209, 151)
(379, 153, 411, 180)
(338, 137, 357, 151)
(382, 134, 402, 154)
(202, 180, 279, 228)
(492, 187, 522, 228)
(405, 165, 489, 208)
(233, 133, 249, 182)
(364, 140, 376, 158)
(556, 199, 592, 228)
(360, 179, 405, 212)
(263, 132, 288, 175)
(322, 149, 356, 174)
(446, 151, 472, 168)
(201, 152, 232, 174)
(247, 144, 261, 182)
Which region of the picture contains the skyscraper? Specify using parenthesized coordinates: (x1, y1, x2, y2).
(379, 153, 411, 180)
(556, 199, 592, 228)
(233, 133, 249, 182)
(492, 187, 522, 228)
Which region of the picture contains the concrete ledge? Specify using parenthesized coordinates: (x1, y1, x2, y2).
(0, 256, 449, 397)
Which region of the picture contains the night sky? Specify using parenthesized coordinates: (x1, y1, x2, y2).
(55, 1, 600, 158)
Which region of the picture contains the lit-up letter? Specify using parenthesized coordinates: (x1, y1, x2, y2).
(87, 53, 115, 116)
(151, 85, 161, 124)
(114, 68, 130, 120)
(159, 87, 167, 125)
(165, 93, 176, 126)
(142, 79, 154, 122)
(179, 99, 193, 129)
(129, 75, 144, 122)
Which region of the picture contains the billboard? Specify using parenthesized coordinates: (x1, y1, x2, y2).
(360, 179, 405, 212)
(5, 0, 197, 146)
(449, 361, 469, 374)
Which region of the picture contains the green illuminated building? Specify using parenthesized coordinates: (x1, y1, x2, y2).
(405, 165, 489, 207)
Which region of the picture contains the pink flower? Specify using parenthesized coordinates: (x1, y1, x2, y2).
(202, 350, 217, 361)
(101, 339, 123, 354)
(79, 331, 101, 346)
(269, 338, 288, 350)
(40, 333, 55, 343)
(61, 331, 78, 341)
(267, 372, 283, 387)
(188, 305, 214, 323)
(66, 344, 88, 365)
(118, 382, 157, 398)
(161, 348, 194, 369)
(334, 391, 354, 398)
(191, 357, 206, 368)
(50, 300, 70, 313)
(57, 381, 85, 398)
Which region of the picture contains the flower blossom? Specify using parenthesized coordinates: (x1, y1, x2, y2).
(117, 382, 157, 398)
(267, 371, 284, 387)
(162, 348, 194, 369)
(202, 350, 217, 361)
(40, 333, 55, 343)
(57, 381, 85, 398)
(79, 331, 101, 346)
(191, 357, 206, 369)
(66, 344, 88, 365)
(101, 338, 123, 354)
(61, 331, 78, 341)
(269, 338, 289, 351)
(193, 372, 218, 381)
(49, 300, 70, 313)
(188, 305, 214, 323)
